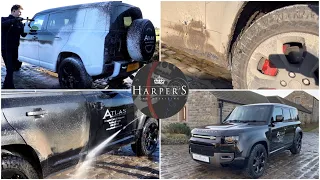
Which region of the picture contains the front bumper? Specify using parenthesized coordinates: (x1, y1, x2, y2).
(189, 140, 246, 166)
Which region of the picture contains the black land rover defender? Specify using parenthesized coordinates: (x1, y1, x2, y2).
(189, 103, 303, 178)
(1, 91, 159, 178)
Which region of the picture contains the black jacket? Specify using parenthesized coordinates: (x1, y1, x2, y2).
(1, 15, 27, 50)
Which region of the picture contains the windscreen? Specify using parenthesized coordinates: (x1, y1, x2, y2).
(225, 105, 272, 122)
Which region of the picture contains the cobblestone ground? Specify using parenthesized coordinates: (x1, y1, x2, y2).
(161, 131, 319, 179)
(1, 61, 133, 89)
(47, 144, 159, 179)
(161, 44, 233, 89)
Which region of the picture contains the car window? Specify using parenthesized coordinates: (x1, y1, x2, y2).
(30, 14, 46, 31)
(272, 107, 283, 121)
(47, 10, 76, 30)
(290, 108, 299, 121)
(282, 108, 291, 121)
(225, 105, 272, 122)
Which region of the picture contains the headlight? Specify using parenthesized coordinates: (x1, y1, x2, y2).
(224, 136, 239, 143)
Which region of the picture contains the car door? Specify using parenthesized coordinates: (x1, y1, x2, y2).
(270, 106, 287, 152)
(285, 108, 298, 144)
(82, 91, 137, 151)
(19, 14, 47, 66)
(1, 91, 90, 170)
(38, 10, 76, 71)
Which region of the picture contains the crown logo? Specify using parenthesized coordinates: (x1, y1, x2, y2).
(154, 75, 165, 85)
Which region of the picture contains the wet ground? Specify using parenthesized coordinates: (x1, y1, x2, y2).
(47, 144, 159, 179)
(1, 61, 133, 89)
(161, 130, 319, 179)
(161, 44, 233, 89)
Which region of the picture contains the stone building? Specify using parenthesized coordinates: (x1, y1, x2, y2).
(285, 91, 319, 123)
(163, 91, 315, 129)
(163, 91, 269, 129)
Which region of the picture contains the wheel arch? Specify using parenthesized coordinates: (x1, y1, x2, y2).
(246, 139, 269, 158)
(2, 144, 43, 178)
(56, 52, 82, 72)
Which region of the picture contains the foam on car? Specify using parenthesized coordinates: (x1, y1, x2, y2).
(127, 19, 156, 61)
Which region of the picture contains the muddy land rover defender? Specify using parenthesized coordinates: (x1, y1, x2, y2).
(189, 103, 303, 178)
(18, 1, 156, 88)
(1, 91, 159, 178)
(162, 2, 319, 89)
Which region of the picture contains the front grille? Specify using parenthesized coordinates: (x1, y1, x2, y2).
(193, 134, 216, 140)
(190, 143, 215, 156)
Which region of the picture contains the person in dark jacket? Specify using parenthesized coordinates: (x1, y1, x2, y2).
(1, 4, 27, 89)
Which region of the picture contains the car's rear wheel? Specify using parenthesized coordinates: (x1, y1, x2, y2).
(58, 57, 92, 89)
(290, 133, 302, 154)
(1, 154, 39, 179)
(244, 144, 267, 178)
(232, 4, 319, 89)
(131, 118, 158, 156)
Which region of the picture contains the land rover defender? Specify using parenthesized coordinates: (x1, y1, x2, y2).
(1, 91, 159, 178)
(189, 103, 302, 178)
(18, 1, 156, 88)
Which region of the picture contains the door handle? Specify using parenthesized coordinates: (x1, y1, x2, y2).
(54, 36, 61, 39)
(26, 109, 47, 116)
(32, 36, 38, 40)
(91, 102, 104, 109)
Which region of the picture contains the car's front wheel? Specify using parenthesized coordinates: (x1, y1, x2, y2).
(244, 144, 267, 178)
(131, 118, 158, 156)
(232, 4, 319, 89)
(1, 154, 39, 179)
(58, 57, 92, 89)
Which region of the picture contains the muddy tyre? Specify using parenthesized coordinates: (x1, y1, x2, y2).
(232, 4, 319, 89)
(243, 144, 267, 178)
(58, 57, 92, 89)
(290, 133, 302, 154)
(131, 118, 158, 156)
(1, 154, 39, 179)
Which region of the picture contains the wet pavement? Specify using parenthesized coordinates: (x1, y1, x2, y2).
(161, 44, 233, 89)
(1, 61, 133, 89)
(161, 131, 319, 179)
(47, 144, 159, 179)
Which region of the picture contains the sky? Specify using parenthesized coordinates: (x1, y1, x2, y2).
(0, 0, 160, 28)
(252, 90, 319, 99)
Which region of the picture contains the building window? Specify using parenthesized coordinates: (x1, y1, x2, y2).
(179, 105, 187, 122)
(295, 97, 301, 104)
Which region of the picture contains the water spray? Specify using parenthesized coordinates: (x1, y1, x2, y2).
(72, 115, 144, 178)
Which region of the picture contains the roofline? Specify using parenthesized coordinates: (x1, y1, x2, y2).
(35, 1, 124, 15)
(241, 103, 297, 109)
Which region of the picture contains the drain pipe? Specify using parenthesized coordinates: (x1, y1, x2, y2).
(218, 100, 224, 123)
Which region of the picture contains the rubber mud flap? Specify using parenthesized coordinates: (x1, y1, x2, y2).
(127, 19, 156, 61)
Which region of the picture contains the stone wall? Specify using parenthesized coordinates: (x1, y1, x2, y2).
(299, 111, 312, 125)
(162, 91, 219, 129)
(221, 101, 240, 120)
(285, 91, 319, 123)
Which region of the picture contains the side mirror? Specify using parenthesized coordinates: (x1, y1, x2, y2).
(275, 115, 284, 122)
(30, 25, 39, 32)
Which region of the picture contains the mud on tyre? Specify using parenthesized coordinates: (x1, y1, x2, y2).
(232, 4, 319, 89)
(1, 154, 39, 179)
